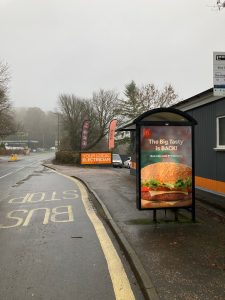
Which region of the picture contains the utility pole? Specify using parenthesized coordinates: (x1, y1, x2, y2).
(53, 112, 60, 150)
(57, 113, 60, 150)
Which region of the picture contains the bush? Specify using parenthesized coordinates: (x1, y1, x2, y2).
(0, 148, 25, 155)
(0, 143, 5, 149)
(55, 151, 80, 165)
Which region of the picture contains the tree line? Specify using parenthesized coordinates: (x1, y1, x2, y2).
(58, 81, 179, 151)
(0, 61, 58, 149)
(0, 61, 15, 137)
(0, 60, 180, 151)
(14, 107, 57, 149)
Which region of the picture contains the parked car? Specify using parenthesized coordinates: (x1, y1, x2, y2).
(123, 157, 131, 168)
(112, 154, 123, 168)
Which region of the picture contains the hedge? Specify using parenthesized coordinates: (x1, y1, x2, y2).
(55, 151, 80, 165)
(0, 149, 26, 155)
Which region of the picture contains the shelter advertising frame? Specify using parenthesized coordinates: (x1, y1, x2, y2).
(135, 108, 197, 221)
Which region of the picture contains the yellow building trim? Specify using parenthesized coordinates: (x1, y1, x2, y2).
(195, 176, 225, 194)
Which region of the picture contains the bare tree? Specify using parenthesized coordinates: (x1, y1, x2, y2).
(0, 61, 15, 137)
(138, 83, 160, 111)
(0, 61, 10, 91)
(86, 89, 120, 150)
(58, 90, 120, 151)
(58, 94, 89, 150)
(216, 0, 225, 10)
(140, 83, 179, 110)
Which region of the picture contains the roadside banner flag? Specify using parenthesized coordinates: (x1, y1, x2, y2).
(81, 120, 90, 149)
(108, 119, 117, 150)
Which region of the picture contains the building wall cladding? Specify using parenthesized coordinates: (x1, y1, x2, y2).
(186, 98, 225, 182)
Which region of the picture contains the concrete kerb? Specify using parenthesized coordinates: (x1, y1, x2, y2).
(43, 163, 159, 300)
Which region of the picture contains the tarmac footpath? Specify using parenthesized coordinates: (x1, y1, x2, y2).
(44, 163, 225, 300)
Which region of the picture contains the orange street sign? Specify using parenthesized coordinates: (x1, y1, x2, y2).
(80, 152, 112, 165)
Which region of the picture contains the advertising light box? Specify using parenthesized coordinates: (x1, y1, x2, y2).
(140, 126, 193, 209)
(80, 152, 112, 165)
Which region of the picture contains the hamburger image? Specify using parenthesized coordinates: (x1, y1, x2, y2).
(141, 162, 192, 208)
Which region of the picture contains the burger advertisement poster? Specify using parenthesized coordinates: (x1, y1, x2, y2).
(140, 126, 193, 209)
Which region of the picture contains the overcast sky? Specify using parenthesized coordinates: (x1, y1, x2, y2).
(0, 0, 224, 111)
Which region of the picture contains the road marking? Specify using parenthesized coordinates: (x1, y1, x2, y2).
(0, 167, 25, 179)
(0, 160, 41, 180)
(0, 172, 13, 179)
(62, 190, 79, 199)
(55, 171, 135, 300)
(8, 190, 79, 204)
(0, 205, 74, 228)
(9, 193, 31, 203)
(0, 210, 28, 228)
(22, 208, 51, 226)
(51, 205, 74, 223)
(27, 192, 46, 203)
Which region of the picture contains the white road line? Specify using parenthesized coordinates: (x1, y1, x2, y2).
(0, 172, 13, 179)
(0, 161, 40, 180)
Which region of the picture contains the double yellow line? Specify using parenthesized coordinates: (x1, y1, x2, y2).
(57, 171, 135, 300)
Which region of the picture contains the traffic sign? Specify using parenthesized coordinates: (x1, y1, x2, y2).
(213, 52, 225, 96)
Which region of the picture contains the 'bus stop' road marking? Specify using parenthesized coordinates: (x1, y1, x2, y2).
(56, 171, 135, 300)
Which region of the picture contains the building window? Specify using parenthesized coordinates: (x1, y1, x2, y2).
(217, 116, 225, 148)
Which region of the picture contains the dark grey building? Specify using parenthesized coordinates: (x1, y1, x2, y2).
(118, 88, 225, 209)
(173, 88, 225, 207)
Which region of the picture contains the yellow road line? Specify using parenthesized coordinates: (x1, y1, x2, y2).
(56, 171, 135, 300)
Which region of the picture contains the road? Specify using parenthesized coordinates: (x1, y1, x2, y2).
(49, 163, 225, 300)
(0, 153, 51, 199)
(0, 153, 144, 300)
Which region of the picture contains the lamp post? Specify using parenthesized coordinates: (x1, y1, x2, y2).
(54, 112, 60, 150)
(57, 113, 60, 150)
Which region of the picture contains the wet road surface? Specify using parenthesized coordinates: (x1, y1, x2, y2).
(0, 155, 144, 300)
(49, 164, 225, 300)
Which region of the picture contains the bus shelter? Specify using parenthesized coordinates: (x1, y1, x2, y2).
(119, 108, 197, 221)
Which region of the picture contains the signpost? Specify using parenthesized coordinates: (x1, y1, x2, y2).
(213, 52, 225, 96)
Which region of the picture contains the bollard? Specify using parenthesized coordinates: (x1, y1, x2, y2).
(9, 154, 17, 162)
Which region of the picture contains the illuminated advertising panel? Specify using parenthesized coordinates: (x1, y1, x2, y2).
(140, 126, 192, 209)
(80, 152, 112, 165)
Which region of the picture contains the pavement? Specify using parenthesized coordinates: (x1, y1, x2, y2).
(44, 162, 225, 300)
